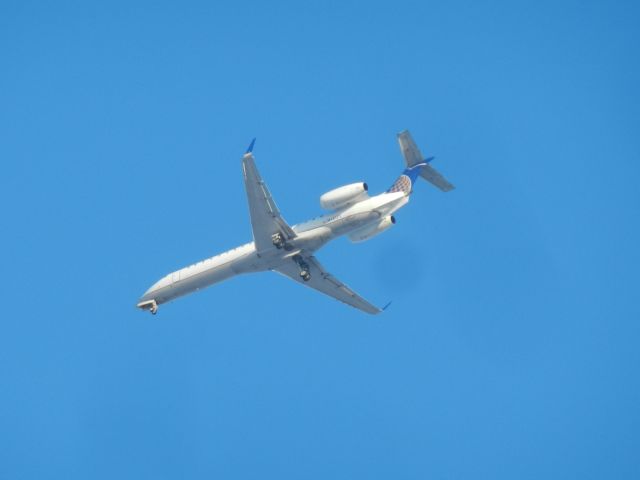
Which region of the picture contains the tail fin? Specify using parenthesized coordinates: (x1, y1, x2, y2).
(397, 130, 455, 192)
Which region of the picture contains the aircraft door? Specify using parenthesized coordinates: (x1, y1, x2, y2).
(172, 271, 180, 284)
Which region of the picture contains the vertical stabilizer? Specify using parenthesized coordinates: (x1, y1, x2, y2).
(397, 130, 426, 168)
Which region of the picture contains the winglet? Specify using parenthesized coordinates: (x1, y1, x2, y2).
(425, 156, 435, 163)
(246, 138, 256, 154)
(382, 301, 392, 312)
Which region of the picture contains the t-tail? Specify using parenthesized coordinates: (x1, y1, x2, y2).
(387, 130, 455, 194)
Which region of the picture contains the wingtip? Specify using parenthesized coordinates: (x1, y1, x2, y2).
(246, 138, 256, 154)
(382, 301, 392, 312)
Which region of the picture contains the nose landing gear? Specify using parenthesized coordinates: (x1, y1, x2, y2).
(137, 299, 158, 315)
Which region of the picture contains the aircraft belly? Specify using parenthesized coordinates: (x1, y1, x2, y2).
(157, 266, 234, 303)
(151, 251, 261, 305)
(330, 211, 380, 236)
(289, 226, 332, 252)
(192, 264, 237, 288)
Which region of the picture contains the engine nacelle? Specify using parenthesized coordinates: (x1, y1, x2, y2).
(320, 182, 368, 210)
(348, 215, 396, 243)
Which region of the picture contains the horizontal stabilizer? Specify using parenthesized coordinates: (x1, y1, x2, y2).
(420, 164, 455, 192)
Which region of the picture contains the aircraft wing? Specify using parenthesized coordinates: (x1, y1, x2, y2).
(242, 147, 296, 251)
(273, 254, 383, 315)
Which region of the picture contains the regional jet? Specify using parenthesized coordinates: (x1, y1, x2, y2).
(137, 130, 454, 315)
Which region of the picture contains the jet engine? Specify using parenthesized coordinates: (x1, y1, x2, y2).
(320, 182, 368, 210)
(348, 215, 396, 243)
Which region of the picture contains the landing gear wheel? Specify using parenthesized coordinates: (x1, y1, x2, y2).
(272, 232, 286, 249)
(293, 254, 311, 281)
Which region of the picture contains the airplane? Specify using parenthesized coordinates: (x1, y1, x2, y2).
(137, 130, 454, 315)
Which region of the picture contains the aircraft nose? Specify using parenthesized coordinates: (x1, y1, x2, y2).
(138, 287, 155, 303)
(138, 289, 155, 306)
(138, 275, 171, 302)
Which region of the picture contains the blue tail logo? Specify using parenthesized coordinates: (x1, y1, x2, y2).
(387, 161, 430, 194)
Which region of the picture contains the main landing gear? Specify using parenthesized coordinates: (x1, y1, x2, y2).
(272, 232, 293, 251)
(274, 232, 310, 281)
(272, 232, 286, 249)
(293, 254, 311, 282)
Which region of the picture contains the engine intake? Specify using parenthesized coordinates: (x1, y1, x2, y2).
(320, 182, 368, 210)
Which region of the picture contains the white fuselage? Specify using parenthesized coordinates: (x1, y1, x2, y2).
(138, 190, 409, 307)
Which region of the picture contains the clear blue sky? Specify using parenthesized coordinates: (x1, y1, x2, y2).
(2, 1, 639, 478)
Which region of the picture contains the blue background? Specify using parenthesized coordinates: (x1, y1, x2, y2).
(2, 1, 639, 478)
